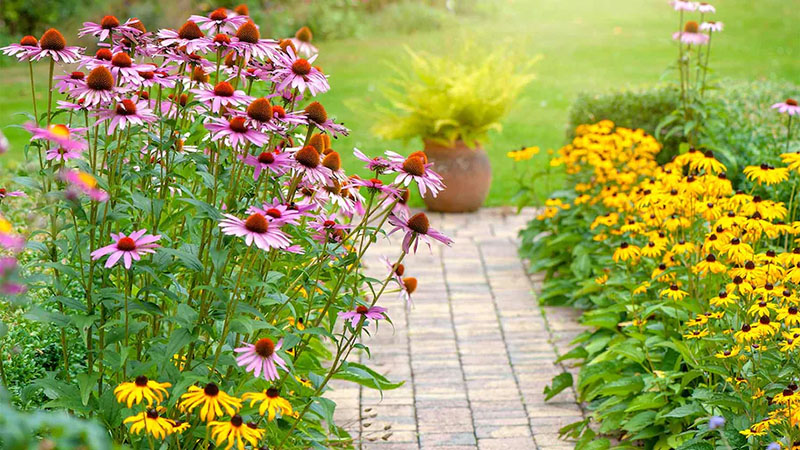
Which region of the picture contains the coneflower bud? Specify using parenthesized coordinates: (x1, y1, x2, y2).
(403, 277, 418, 294)
(236, 20, 260, 44)
(295, 146, 320, 168)
(234, 4, 249, 15)
(292, 59, 312, 76)
(402, 157, 425, 176)
(684, 21, 699, 33)
(40, 28, 66, 51)
(244, 213, 269, 233)
(209, 7, 228, 21)
(178, 21, 204, 40)
(213, 33, 231, 45)
(408, 151, 428, 163)
(213, 81, 235, 97)
(304, 102, 327, 124)
(70, 71, 85, 80)
(224, 51, 237, 67)
(115, 99, 137, 116)
(191, 66, 208, 83)
(254, 337, 275, 357)
(308, 133, 325, 153)
(279, 39, 297, 54)
(95, 48, 112, 60)
(20, 36, 38, 47)
(111, 52, 132, 68)
(788, 99, 799, 107)
(246, 98, 272, 122)
(86, 66, 114, 91)
(407, 213, 430, 234)
(322, 151, 341, 172)
(129, 18, 146, 33)
(100, 15, 120, 29)
(229, 117, 248, 133)
(295, 26, 313, 43)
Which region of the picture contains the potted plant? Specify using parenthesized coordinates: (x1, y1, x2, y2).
(373, 43, 534, 212)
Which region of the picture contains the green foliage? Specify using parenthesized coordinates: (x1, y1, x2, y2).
(367, 1, 455, 35)
(373, 42, 536, 148)
(0, 388, 112, 449)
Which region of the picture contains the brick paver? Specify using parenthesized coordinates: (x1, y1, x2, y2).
(327, 207, 584, 449)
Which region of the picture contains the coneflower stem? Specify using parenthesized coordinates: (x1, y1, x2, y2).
(787, 115, 794, 154)
(46, 59, 55, 126)
(28, 61, 39, 124)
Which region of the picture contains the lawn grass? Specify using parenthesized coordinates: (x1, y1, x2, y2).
(0, 0, 797, 205)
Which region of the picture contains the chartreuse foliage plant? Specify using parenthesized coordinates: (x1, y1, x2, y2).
(372, 42, 535, 148)
(519, 114, 799, 448)
(0, 6, 454, 449)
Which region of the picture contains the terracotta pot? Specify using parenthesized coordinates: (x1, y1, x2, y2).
(422, 139, 492, 213)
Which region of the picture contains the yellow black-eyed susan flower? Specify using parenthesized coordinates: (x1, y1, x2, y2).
(208, 415, 264, 450)
(178, 383, 242, 422)
(114, 376, 171, 408)
(242, 387, 293, 421)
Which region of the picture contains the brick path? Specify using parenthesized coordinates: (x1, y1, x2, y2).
(328, 207, 585, 449)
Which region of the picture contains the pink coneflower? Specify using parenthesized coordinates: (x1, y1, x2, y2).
(219, 212, 292, 251)
(310, 213, 350, 243)
(236, 97, 283, 133)
(205, 116, 268, 148)
(90, 229, 161, 269)
(303, 102, 348, 137)
(0, 188, 26, 200)
(351, 177, 401, 198)
(229, 20, 278, 61)
(289, 27, 318, 58)
(248, 200, 303, 226)
(96, 99, 156, 134)
(104, 52, 151, 85)
(271, 48, 329, 96)
(46, 146, 84, 163)
(389, 211, 453, 253)
(354, 148, 392, 173)
(191, 81, 252, 113)
(338, 305, 388, 326)
(271, 105, 306, 127)
(399, 276, 417, 305)
(0, 219, 24, 253)
(190, 8, 249, 34)
(30, 29, 83, 63)
(54, 71, 86, 94)
(697, 2, 715, 13)
(673, 21, 709, 45)
(139, 67, 177, 89)
(157, 21, 212, 54)
(291, 146, 331, 185)
(79, 15, 142, 41)
(386, 152, 445, 197)
(60, 169, 109, 201)
(72, 66, 117, 106)
(234, 337, 287, 381)
(1, 35, 40, 61)
(773, 99, 800, 116)
(670, 0, 697, 11)
(25, 123, 88, 152)
(242, 150, 292, 180)
(0, 131, 7, 154)
(57, 99, 91, 113)
(700, 21, 723, 32)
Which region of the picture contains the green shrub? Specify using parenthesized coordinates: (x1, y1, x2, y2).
(367, 1, 455, 35)
(566, 80, 799, 172)
(566, 85, 683, 163)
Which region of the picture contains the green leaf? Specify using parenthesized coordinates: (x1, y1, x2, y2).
(609, 340, 645, 364)
(332, 362, 404, 391)
(661, 402, 704, 419)
(596, 375, 643, 398)
(544, 372, 573, 401)
(625, 392, 666, 412)
(77, 373, 99, 406)
(556, 346, 588, 363)
(623, 411, 656, 432)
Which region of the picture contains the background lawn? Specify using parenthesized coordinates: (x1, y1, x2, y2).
(0, 0, 797, 205)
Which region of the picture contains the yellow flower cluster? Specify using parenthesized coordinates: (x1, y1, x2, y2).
(114, 377, 295, 448)
(507, 145, 540, 162)
(543, 121, 800, 439)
